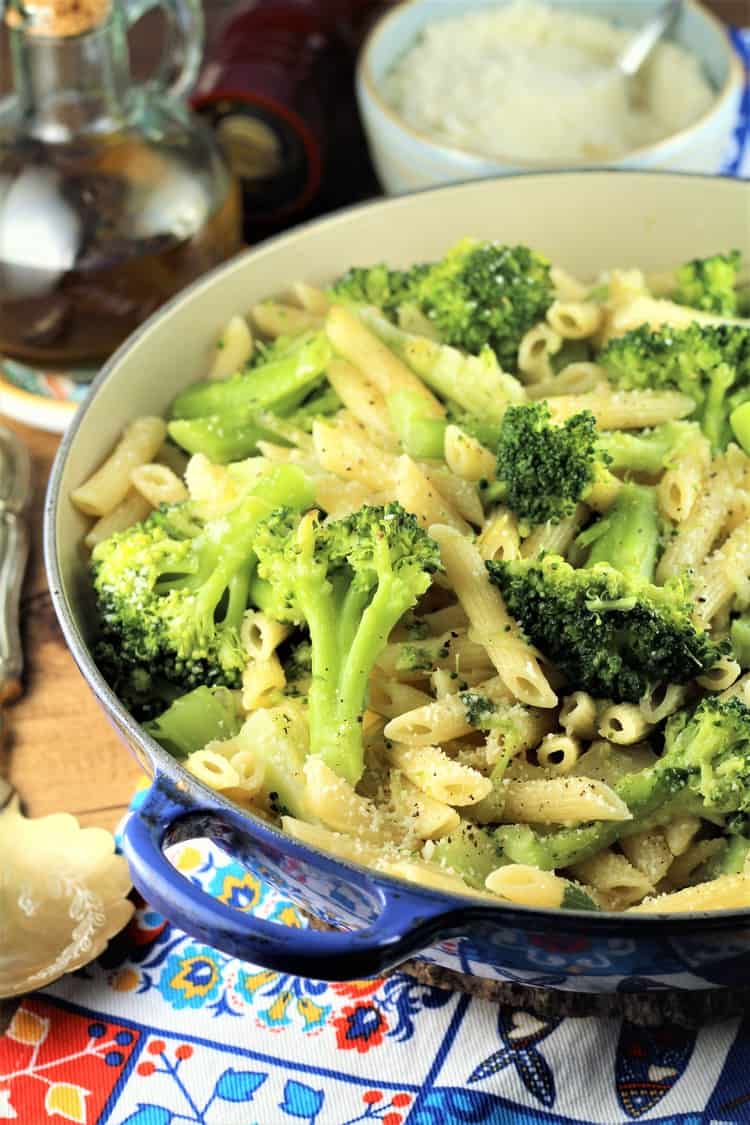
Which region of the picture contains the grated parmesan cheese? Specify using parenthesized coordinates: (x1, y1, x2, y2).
(381, 2, 715, 163)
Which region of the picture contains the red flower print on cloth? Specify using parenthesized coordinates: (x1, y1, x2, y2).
(333, 1002, 389, 1053)
(0, 998, 140, 1123)
(331, 979, 385, 1000)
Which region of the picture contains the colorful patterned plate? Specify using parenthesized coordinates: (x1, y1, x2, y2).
(0, 356, 95, 434)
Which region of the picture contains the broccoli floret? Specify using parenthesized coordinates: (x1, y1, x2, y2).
(674, 251, 742, 316)
(489, 480, 727, 701)
(407, 239, 553, 370)
(488, 550, 726, 705)
(167, 332, 332, 462)
(492, 405, 700, 527)
(330, 241, 553, 372)
(328, 263, 427, 318)
(599, 323, 750, 450)
(495, 403, 609, 525)
(253, 502, 440, 784)
(665, 697, 750, 817)
(498, 697, 750, 870)
(91, 465, 314, 717)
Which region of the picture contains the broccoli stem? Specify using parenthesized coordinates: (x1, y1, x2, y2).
(168, 415, 287, 464)
(295, 566, 340, 762)
(730, 401, 750, 455)
(598, 424, 694, 475)
(702, 363, 736, 451)
(320, 574, 416, 784)
(731, 616, 750, 668)
(144, 686, 240, 758)
(170, 334, 330, 421)
(224, 558, 254, 630)
(496, 766, 678, 870)
(387, 389, 447, 459)
(429, 821, 505, 889)
(580, 482, 660, 581)
(714, 835, 750, 875)
(403, 336, 523, 422)
(193, 468, 313, 623)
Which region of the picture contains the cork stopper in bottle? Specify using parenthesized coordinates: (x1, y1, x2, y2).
(5, 0, 111, 37)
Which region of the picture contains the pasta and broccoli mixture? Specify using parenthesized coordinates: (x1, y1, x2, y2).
(74, 240, 750, 914)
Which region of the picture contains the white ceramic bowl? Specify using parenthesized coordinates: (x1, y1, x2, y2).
(357, 0, 745, 195)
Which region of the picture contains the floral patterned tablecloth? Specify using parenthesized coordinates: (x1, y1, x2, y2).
(0, 830, 748, 1125)
(1, 28, 749, 1125)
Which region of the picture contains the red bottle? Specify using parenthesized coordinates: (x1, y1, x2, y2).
(192, 1, 388, 242)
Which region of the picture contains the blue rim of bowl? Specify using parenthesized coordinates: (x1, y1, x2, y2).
(44, 170, 750, 934)
(357, 0, 746, 172)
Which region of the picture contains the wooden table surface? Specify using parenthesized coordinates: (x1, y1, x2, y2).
(1, 0, 746, 836)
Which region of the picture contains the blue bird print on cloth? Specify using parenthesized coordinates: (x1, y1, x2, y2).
(468, 1007, 561, 1108)
(615, 1020, 697, 1119)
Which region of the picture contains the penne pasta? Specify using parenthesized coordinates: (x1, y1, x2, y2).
(696, 657, 741, 693)
(326, 304, 444, 416)
(547, 386, 694, 430)
(313, 419, 397, 492)
(252, 300, 323, 338)
(536, 733, 581, 774)
(693, 520, 750, 629)
(387, 743, 492, 806)
(443, 425, 496, 483)
(303, 757, 384, 845)
(430, 524, 557, 709)
(241, 655, 285, 711)
(597, 703, 653, 746)
(550, 265, 590, 302)
(130, 463, 188, 507)
(639, 683, 688, 725)
(568, 850, 652, 909)
(389, 771, 461, 840)
(664, 816, 703, 858)
(326, 357, 397, 445)
(72, 416, 167, 516)
(477, 507, 521, 563)
(559, 692, 598, 740)
(84, 489, 152, 548)
(520, 504, 588, 560)
(290, 281, 330, 315)
(208, 315, 253, 380)
(525, 362, 605, 400)
(657, 437, 711, 523)
(396, 457, 471, 533)
(517, 322, 563, 383)
(546, 299, 603, 340)
(486, 864, 576, 909)
(383, 676, 510, 745)
(628, 874, 750, 913)
(657, 453, 738, 582)
(496, 777, 631, 825)
(620, 830, 673, 886)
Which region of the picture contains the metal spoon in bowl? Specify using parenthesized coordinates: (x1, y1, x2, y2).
(615, 0, 683, 80)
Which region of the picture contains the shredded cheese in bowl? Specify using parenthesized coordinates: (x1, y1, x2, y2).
(381, 2, 716, 163)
